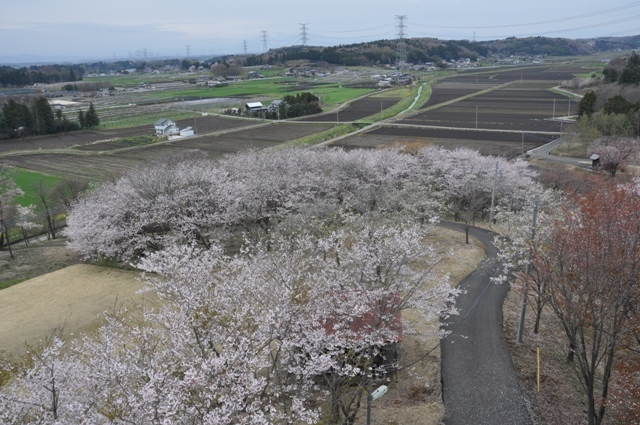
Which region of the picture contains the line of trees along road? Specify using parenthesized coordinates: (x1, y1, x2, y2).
(0, 97, 99, 140)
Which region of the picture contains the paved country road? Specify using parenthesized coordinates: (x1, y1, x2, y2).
(440, 223, 532, 425)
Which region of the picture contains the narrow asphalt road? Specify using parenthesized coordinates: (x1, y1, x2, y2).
(440, 223, 531, 425)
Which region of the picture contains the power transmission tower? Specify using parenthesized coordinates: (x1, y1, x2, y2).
(186, 45, 190, 58)
(395, 15, 407, 67)
(243, 40, 248, 55)
(261, 30, 268, 53)
(143, 48, 147, 61)
(300, 23, 308, 46)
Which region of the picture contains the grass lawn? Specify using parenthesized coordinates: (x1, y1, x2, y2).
(10, 168, 61, 207)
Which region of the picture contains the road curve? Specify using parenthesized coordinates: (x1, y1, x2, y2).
(440, 223, 531, 425)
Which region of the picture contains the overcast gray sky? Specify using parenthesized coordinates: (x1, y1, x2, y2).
(2, 0, 640, 63)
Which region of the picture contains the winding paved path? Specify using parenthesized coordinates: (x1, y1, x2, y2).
(440, 223, 531, 425)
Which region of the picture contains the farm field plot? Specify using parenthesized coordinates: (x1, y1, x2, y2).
(300, 97, 401, 122)
(402, 85, 576, 132)
(0, 132, 107, 153)
(4, 122, 336, 181)
(4, 153, 141, 181)
(420, 82, 498, 109)
(199, 122, 337, 142)
(75, 116, 258, 151)
(456, 65, 580, 83)
(333, 126, 557, 158)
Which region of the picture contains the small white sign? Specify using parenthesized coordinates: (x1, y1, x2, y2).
(371, 385, 388, 400)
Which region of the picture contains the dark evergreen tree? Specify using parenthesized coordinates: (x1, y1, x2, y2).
(31, 96, 57, 135)
(2, 99, 33, 136)
(577, 91, 597, 117)
(620, 52, 640, 85)
(84, 103, 100, 128)
(77, 109, 86, 129)
(603, 95, 634, 115)
(0, 110, 8, 139)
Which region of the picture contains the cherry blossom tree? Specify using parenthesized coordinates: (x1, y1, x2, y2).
(15, 205, 42, 247)
(417, 147, 538, 243)
(0, 166, 24, 258)
(2, 220, 457, 424)
(590, 136, 640, 177)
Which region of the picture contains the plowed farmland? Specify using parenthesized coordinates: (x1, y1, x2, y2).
(333, 127, 556, 158)
(300, 97, 401, 122)
(330, 65, 580, 157)
(2, 122, 337, 181)
(403, 85, 576, 132)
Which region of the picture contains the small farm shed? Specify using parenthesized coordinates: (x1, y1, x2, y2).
(245, 102, 265, 112)
(154, 118, 179, 136)
(590, 153, 601, 169)
(179, 126, 194, 137)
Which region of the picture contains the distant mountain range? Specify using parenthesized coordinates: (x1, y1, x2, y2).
(2, 35, 639, 68)
(247, 35, 640, 67)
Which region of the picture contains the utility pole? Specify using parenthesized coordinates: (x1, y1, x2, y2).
(475, 105, 478, 129)
(517, 197, 539, 343)
(395, 15, 407, 67)
(299, 23, 308, 46)
(261, 30, 268, 53)
(552, 98, 556, 119)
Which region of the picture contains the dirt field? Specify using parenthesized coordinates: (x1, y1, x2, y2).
(335, 127, 556, 158)
(403, 85, 577, 133)
(1, 121, 338, 181)
(300, 97, 401, 122)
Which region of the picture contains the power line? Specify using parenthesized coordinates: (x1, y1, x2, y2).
(411, 1, 640, 30)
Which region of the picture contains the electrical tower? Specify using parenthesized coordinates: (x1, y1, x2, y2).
(261, 30, 268, 53)
(243, 40, 248, 55)
(300, 23, 308, 46)
(186, 45, 190, 58)
(395, 15, 407, 66)
(143, 48, 148, 61)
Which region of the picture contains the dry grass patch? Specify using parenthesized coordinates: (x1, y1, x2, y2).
(550, 137, 589, 158)
(0, 264, 157, 359)
(503, 287, 586, 424)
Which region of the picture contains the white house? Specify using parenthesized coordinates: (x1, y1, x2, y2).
(154, 118, 179, 136)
